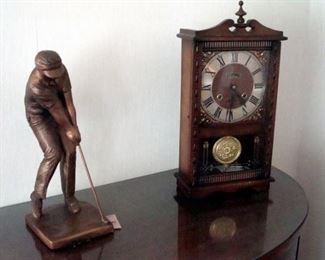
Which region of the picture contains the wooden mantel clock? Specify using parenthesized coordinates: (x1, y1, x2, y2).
(175, 1, 287, 198)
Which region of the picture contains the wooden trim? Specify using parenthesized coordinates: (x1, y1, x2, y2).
(178, 19, 287, 41)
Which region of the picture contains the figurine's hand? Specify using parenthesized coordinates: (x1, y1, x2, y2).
(66, 126, 81, 145)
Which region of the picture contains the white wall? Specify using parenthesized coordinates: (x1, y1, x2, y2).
(1, 1, 324, 258)
(294, 2, 325, 259)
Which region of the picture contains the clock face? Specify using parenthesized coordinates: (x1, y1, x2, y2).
(201, 51, 267, 123)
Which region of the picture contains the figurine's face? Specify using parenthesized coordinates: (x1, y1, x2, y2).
(201, 51, 267, 123)
(41, 65, 65, 79)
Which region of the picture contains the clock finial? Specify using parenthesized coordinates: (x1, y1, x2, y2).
(236, 1, 247, 24)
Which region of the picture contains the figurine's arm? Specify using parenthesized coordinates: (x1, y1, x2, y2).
(48, 102, 74, 130)
(48, 101, 81, 144)
(61, 67, 78, 126)
(32, 86, 80, 144)
(64, 91, 77, 126)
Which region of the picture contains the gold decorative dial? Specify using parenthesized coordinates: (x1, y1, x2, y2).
(212, 136, 242, 165)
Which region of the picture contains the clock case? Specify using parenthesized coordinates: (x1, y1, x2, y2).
(175, 11, 287, 198)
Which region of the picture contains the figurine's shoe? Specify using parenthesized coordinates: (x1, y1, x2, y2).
(65, 196, 81, 214)
(30, 191, 43, 219)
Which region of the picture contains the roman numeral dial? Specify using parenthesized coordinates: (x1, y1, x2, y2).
(201, 51, 268, 123)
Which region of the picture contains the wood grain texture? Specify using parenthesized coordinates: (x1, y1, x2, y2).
(0, 167, 307, 260)
(179, 39, 195, 185)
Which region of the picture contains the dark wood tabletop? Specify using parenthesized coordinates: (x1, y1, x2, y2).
(0, 167, 308, 260)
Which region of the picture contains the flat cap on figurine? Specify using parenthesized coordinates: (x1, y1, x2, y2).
(35, 50, 65, 79)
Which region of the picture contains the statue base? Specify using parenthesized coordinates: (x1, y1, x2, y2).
(25, 201, 114, 250)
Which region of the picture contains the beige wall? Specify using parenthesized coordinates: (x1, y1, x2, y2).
(1, 1, 324, 258)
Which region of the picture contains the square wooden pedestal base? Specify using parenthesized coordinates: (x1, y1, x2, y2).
(25, 201, 114, 250)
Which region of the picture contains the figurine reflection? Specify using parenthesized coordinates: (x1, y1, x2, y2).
(25, 50, 81, 219)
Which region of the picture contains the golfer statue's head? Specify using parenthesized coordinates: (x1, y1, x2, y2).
(35, 50, 65, 79)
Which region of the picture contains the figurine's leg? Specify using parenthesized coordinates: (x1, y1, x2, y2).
(30, 119, 63, 218)
(59, 128, 80, 214)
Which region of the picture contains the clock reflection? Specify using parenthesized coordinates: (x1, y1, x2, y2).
(176, 192, 270, 260)
(209, 217, 237, 241)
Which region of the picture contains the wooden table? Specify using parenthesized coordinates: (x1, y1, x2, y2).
(0, 167, 308, 260)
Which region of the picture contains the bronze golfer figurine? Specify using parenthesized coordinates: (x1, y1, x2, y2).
(25, 51, 114, 249)
(25, 50, 81, 218)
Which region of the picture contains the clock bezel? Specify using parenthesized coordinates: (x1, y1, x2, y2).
(198, 49, 270, 126)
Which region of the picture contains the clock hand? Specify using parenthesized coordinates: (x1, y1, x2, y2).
(226, 90, 235, 122)
(230, 85, 247, 105)
(229, 88, 235, 108)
